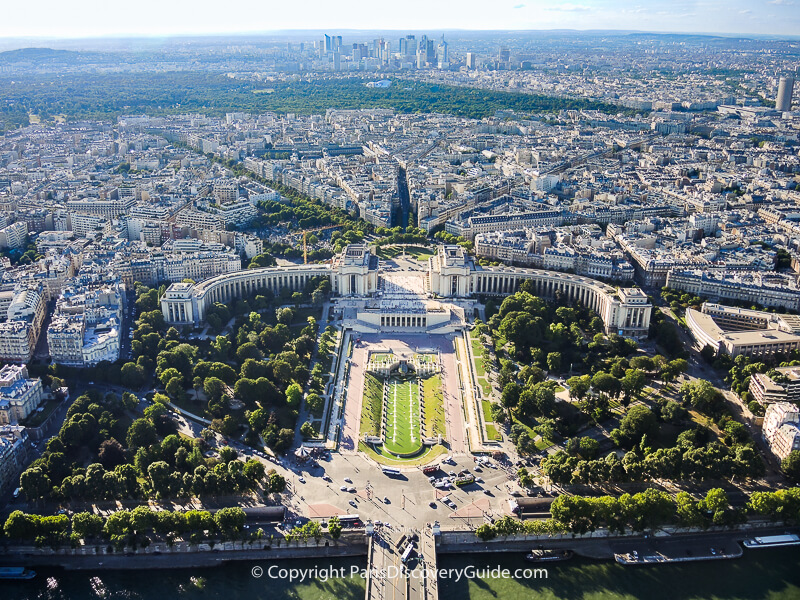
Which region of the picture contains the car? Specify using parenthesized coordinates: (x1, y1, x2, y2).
(344, 477, 352, 483)
(349, 500, 357, 507)
(428, 476, 436, 483)
(474, 466, 482, 472)
(448, 470, 456, 477)
(298, 477, 306, 484)
(383, 497, 390, 504)
(12, 487, 20, 498)
(374, 520, 382, 526)
(348, 487, 356, 493)
(323, 475, 332, 482)
(476, 477, 484, 483)
(340, 485, 348, 491)
(429, 501, 437, 508)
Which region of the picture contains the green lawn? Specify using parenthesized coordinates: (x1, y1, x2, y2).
(474, 356, 487, 378)
(360, 373, 383, 438)
(485, 423, 501, 442)
(481, 399, 494, 423)
(370, 352, 394, 364)
(404, 246, 434, 260)
(359, 441, 447, 466)
(422, 374, 446, 437)
(383, 378, 422, 456)
(476, 377, 492, 398)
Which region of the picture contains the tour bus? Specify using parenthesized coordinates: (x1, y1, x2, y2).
(382, 467, 401, 477)
(455, 474, 475, 487)
(422, 464, 438, 475)
(339, 515, 362, 528)
(401, 543, 415, 563)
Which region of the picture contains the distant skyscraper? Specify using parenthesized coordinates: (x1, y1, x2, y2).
(466, 52, 476, 69)
(437, 36, 449, 69)
(776, 75, 795, 112)
(499, 47, 510, 62)
(324, 34, 332, 54)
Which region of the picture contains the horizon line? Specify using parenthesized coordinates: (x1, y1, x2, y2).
(1, 27, 799, 43)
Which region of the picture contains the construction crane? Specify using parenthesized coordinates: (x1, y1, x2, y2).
(296, 224, 341, 264)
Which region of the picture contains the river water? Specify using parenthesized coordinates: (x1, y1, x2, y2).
(5, 548, 799, 600)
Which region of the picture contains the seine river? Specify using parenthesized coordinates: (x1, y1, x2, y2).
(6, 548, 800, 600)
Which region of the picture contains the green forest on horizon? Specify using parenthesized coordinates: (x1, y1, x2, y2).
(0, 73, 630, 132)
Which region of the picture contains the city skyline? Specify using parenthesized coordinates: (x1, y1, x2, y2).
(1, 0, 800, 39)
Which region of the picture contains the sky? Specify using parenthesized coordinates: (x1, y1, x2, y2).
(0, 0, 799, 38)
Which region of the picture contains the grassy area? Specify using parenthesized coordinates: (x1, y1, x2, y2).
(422, 374, 446, 438)
(358, 440, 447, 467)
(474, 356, 487, 378)
(384, 378, 422, 455)
(481, 399, 494, 424)
(404, 246, 434, 260)
(360, 373, 384, 438)
(476, 377, 492, 398)
(485, 423, 501, 442)
(555, 386, 565, 393)
(417, 353, 435, 363)
(370, 352, 394, 364)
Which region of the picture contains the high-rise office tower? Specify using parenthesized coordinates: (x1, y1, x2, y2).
(426, 39, 436, 64)
(437, 36, 449, 69)
(776, 75, 795, 112)
(324, 34, 332, 54)
(466, 52, 476, 69)
(417, 35, 428, 68)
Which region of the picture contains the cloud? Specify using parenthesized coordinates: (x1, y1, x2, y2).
(768, 0, 794, 5)
(513, 3, 525, 7)
(546, 3, 591, 11)
(739, 8, 752, 12)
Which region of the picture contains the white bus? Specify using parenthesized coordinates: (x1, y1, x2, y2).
(382, 467, 401, 477)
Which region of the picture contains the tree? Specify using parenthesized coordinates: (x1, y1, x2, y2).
(476, 523, 497, 541)
(701, 488, 730, 524)
(214, 507, 246, 539)
(165, 376, 184, 400)
(4, 510, 38, 539)
(618, 405, 658, 442)
(20, 467, 51, 502)
(546, 352, 562, 373)
(300, 421, 316, 438)
(127, 418, 158, 450)
(285, 383, 302, 408)
(305, 392, 324, 416)
(591, 372, 621, 399)
(276, 307, 294, 325)
(781, 450, 800, 483)
(120, 362, 146, 389)
(98, 438, 126, 469)
(681, 380, 725, 416)
(203, 377, 226, 403)
(71, 512, 104, 538)
(327, 515, 342, 540)
(267, 470, 287, 494)
(620, 369, 646, 401)
(501, 382, 522, 409)
(237, 342, 263, 362)
(566, 375, 591, 401)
